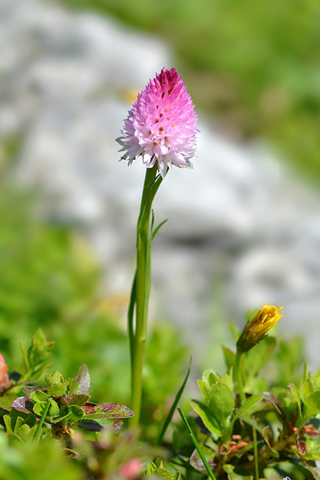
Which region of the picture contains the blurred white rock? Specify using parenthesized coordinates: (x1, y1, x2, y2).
(1, 0, 320, 366)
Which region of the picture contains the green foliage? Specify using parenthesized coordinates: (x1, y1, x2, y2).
(0, 433, 83, 480)
(147, 461, 181, 480)
(179, 330, 320, 479)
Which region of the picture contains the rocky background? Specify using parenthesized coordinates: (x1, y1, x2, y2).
(1, 0, 320, 366)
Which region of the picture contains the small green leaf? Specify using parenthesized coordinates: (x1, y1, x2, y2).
(222, 346, 236, 370)
(151, 217, 169, 241)
(305, 391, 320, 416)
(66, 405, 84, 423)
(15, 424, 31, 443)
(232, 393, 264, 423)
(69, 364, 90, 395)
(27, 329, 54, 370)
(190, 446, 216, 471)
(45, 374, 54, 386)
(147, 462, 157, 475)
(68, 395, 90, 406)
(219, 372, 233, 392)
(33, 400, 59, 417)
(30, 390, 49, 403)
(202, 369, 219, 387)
(303, 378, 314, 398)
(47, 383, 65, 396)
(51, 371, 64, 384)
(82, 402, 134, 419)
(314, 370, 320, 390)
(208, 382, 235, 423)
(198, 380, 211, 400)
(190, 399, 221, 436)
(223, 464, 253, 480)
(20, 342, 29, 373)
(3, 415, 12, 433)
(171, 473, 181, 480)
(154, 469, 172, 480)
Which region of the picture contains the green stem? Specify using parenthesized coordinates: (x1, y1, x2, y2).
(234, 350, 246, 404)
(34, 398, 51, 441)
(252, 416, 259, 480)
(178, 407, 218, 480)
(129, 165, 162, 426)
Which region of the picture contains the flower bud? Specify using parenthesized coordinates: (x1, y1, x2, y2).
(236, 305, 283, 354)
(0, 353, 11, 391)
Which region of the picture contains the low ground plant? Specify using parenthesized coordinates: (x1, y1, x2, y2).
(0, 68, 319, 480)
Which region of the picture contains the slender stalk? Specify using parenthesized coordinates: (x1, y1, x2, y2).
(178, 407, 218, 480)
(252, 416, 259, 480)
(34, 398, 51, 441)
(129, 165, 162, 426)
(234, 350, 246, 404)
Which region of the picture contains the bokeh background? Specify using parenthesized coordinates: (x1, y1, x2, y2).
(1, 0, 320, 407)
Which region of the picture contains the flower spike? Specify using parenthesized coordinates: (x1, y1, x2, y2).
(117, 68, 199, 178)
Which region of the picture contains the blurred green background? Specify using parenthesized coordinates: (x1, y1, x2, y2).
(55, 0, 320, 185)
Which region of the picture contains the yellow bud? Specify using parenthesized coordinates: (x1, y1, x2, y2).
(236, 305, 283, 354)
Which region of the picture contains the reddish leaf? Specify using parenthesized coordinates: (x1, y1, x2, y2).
(78, 418, 124, 432)
(262, 426, 278, 456)
(74, 364, 90, 395)
(11, 397, 34, 414)
(297, 437, 307, 456)
(81, 402, 134, 419)
(263, 392, 285, 421)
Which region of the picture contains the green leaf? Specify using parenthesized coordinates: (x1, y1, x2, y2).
(68, 395, 90, 406)
(222, 346, 236, 370)
(304, 391, 320, 416)
(202, 369, 219, 387)
(66, 405, 84, 423)
(33, 399, 59, 417)
(3, 415, 12, 433)
(147, 462, 157, 475)
(71, 364, 90, 395)
(151, 216, 169, 241)
(208, 382, 235, 423)
(223, 464, 253, 480)
(197, 379, 211, 400)
(30, 390, 49, 403)
(47, 383, 65, 396)
(27, 328, 54, 370)
(232, 393, 264, 423)
(51, 371, 64, 384)
(20, 342, 29, 373)
(190, 446, 216, 471)
(219, 372, 233, 392)
(155, 357, 191, 446)
(303, 378, 314, 398)
(288, 383, 302, 416)
(190, 399, 221, 436)
(82, 402, 134, 419)
(171, 473, 181, 480)
(314, 370, 320, 390)
(178, 408, 217, 480)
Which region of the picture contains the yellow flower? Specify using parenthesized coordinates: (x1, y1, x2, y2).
(236, 305, 283, 354)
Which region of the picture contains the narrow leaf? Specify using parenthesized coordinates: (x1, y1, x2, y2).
(178, 408, 217, 480)
(155, 357, 191, 446)
(189, 399, 221, 436)
(288, 383, 302, 416)
(232, 394, 263, 423)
